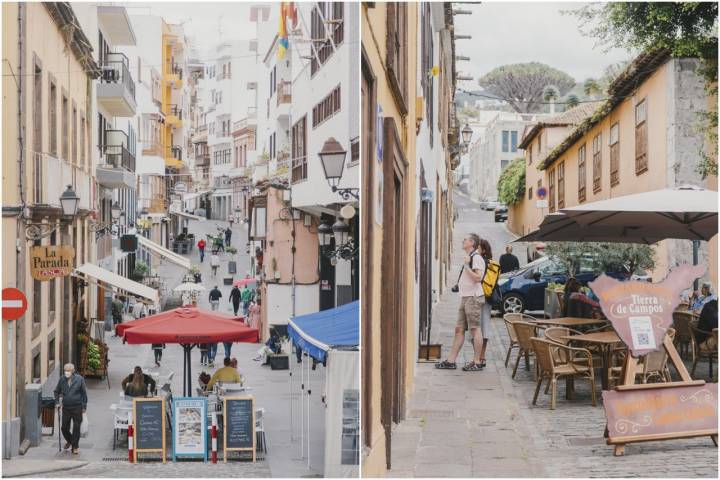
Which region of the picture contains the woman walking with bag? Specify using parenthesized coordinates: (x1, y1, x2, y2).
(476, 238, 497, 369)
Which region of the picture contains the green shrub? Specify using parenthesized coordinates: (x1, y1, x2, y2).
(497, 157, 526, 205)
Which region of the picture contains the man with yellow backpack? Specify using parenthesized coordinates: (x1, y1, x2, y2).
(477, 238, 501, 368)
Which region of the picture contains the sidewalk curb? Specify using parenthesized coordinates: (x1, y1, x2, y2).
(2, 460, 88, 478)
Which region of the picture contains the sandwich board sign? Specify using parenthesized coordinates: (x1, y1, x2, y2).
(133, 398, 167, 463)
(590, 264, 718, 455)
(172, 397, 207, 462)
(223, 396, 255, 462)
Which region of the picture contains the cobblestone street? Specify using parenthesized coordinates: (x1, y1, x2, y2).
(388, 192, 719, 478)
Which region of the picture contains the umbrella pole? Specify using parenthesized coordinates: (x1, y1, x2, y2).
(307, 354, 311, 470)
(289, 341, 294, 441)
(300, 349, 304, 459)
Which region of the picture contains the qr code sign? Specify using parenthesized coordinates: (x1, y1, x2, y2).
(636, 332, 651, 347)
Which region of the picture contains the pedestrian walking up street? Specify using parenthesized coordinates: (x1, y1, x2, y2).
(152, 343, 165, 366)
(209, 285, 222, 311)
(197, 238, 206, 262)
(436, 233, 486, 372)
(499, 244, 520, 273)
(53, 363, 87, 455)
(210, 252, 220, 277)
(241, 284, 252, 316)
(224, 226, 232, 247)
(229, 285, 242, 316)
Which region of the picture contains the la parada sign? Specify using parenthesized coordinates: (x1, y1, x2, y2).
(29, 245, 76, 281)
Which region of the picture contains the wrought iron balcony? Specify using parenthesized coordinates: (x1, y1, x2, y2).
(97, 52, 136, 116)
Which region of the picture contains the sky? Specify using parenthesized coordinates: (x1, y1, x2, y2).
(125, 2, 257, 59)
(453, 1, 636, 87)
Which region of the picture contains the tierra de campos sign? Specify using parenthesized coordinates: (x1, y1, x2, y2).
(29, 245, 75, 281)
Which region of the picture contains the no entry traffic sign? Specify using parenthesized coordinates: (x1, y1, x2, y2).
(2, 288, 27, 320)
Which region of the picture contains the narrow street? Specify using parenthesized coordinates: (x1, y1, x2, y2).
(7, 219, 326, 478)
(388, 192, 718, 478)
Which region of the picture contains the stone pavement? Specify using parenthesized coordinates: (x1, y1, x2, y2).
(388, 192, 718, 478)
(4, 219, 325, 477)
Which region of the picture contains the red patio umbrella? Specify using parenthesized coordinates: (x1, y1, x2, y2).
(121, 306, 258, 396)
(233, 278, 257, 287)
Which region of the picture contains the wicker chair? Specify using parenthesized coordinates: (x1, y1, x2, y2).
(690, 325, 718, 380)
(503, 314, 522, 367)
(608, 328, 676, 386)
(672, 311, 695, 358)
(544, 327, 593, 365)
(531, 337, 596, 410)
(512, 321, 544, 379)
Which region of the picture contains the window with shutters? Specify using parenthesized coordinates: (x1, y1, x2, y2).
(528, 145, 533, 165)
(548, 169, 556, 213)
(350, 137, 359, 164)
(310, 3, 344, 76)
(312, 85, 341, 128)
(557, 161, 565, 209)
(578, 144, 587, 203)
(33, 57, 42, 154)
(291, 116, 307, 183)
(72, 104, 77, 165)
(610, 122, 619, 186)
(80, 112, 86, 168)
(635, 99, 648, 174)
(420, 3, 433, 146)
(49, 77, 57, 156)
(386, 2, 408, 114)
(592, 133, 602, 193)
(528, 186, 533, 200)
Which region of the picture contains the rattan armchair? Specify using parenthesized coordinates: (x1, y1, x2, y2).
(531, 337, 597, 410)
(672, 311, 695, 358)
(512, 321, 545, 379)
(503, 314, 522, 368)
(690, 325, 718, 380)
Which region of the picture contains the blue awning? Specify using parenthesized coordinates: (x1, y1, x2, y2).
(287, 301, 359, 362)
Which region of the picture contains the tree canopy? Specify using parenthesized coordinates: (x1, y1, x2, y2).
(497, 158, 526, 205)
(545, 242, 656, 277)
(478, 63, 576, 113)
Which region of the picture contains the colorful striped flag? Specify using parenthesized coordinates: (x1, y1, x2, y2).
(277, 2, 289, 60)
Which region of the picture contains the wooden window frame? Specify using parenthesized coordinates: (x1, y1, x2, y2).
(609, 122, 620, 186)
(291, 115, 307, 183)
(548, 168, 556, 213)
(557, 160, 565, 209)
(385, 2, 408, 115)
(592, 132, 602, 193)
(61, 91, 69, 162)
(420, 3, 433, 145)
(48, 75, 57, 156)
(635, 99, 648, 175)
(578, 144, 587, 203)
(33, 54, 43, 154)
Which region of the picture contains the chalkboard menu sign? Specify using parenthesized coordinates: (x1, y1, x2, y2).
(133, 398, 166, 463)
(223, 396, 255, 462)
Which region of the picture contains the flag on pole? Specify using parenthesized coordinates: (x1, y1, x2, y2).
(277, 2, 289, 60)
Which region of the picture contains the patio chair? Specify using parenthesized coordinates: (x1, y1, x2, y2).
(113, 413, 129, 450)
(690, 325, 718, 380)
(512, 321, 545, 379)
(543, 327, 597, 365)
(256, 408, 267, 457)
(638, 328, 676, 383)
(502, 314, 522, 367)
(530, 337, 596, 410)
(672, 311, 695, 358)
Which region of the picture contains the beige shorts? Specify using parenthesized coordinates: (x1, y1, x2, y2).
(457, 296, 484, 332)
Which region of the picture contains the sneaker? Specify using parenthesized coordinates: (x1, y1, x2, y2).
(63, 442, 71, 450)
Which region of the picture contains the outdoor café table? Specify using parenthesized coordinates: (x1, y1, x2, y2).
(561, 330, 622, 390)
(534, 317, 608, 328)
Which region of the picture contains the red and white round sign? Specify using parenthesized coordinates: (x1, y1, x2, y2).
(2, 288, 27, 321)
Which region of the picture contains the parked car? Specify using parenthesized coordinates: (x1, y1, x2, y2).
(479, 197, 499, 210)
(494, 256, 647, 313)
(494, 205, 508, 222)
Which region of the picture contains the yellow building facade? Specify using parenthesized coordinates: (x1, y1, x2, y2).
(509, 49, 718, 285)
(361, 2, 419, 476)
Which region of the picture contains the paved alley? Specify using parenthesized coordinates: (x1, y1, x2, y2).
(387, 192, 718, 478)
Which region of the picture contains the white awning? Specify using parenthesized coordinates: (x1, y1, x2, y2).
(169, 208, 205, 222)
(75, 263, 159, 304)
(137, 235, 192, 270)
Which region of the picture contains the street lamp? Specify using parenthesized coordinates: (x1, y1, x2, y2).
(59, 185, 80, 217)
(25, 185, 80, 240)
(111, 201, 122, 221)
(332, 219, 350, 246)
(317, 222, 333, 247)
(461, 124, 473, 146)
(318, 138, 359, 201)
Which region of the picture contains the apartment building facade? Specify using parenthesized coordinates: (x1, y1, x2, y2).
(2, 2, 100, 447)
(510, 49, 718, 284)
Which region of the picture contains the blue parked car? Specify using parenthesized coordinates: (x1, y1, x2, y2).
(494, 256, 647, 313)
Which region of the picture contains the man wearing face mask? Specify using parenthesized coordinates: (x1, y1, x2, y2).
(53, 363, 88, 455)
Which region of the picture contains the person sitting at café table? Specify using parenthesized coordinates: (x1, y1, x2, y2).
(696, 298, 718, 352)
(207, 357, 243, 389)
(691, 282, 718, 315)
(121, 366, 156, 397)
(563, 278, 600, 318)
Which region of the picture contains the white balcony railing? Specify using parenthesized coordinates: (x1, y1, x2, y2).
(32, 152, 92, 211)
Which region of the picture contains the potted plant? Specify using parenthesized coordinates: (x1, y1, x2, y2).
(130, 260, 149, 282)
